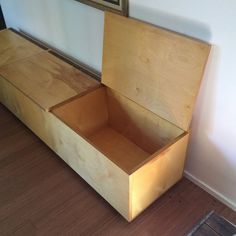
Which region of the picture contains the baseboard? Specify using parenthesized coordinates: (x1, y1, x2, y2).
(184, 171, 236, 212)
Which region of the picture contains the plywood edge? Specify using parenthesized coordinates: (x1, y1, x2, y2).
(130, 133, 189, 220)
(128, 174, 133, 222)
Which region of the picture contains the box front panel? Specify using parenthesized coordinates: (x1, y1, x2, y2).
(130, 133, 189, 220)
(49, 114, 130, 220)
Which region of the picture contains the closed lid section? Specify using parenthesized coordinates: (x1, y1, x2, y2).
(102, 12, 211, 131)
(0, 52, 100, 111)
(0, 29, 44, 66)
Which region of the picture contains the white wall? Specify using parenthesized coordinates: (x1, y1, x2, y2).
(0, 0, 104, 71)
(1, 0, 236, 210)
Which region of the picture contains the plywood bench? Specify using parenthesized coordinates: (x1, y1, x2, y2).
(0, 13, 211, 221)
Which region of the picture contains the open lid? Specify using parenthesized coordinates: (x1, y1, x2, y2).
(102, 12, 211, 131)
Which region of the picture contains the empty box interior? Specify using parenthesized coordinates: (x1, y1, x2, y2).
(53, 86, 185, 173)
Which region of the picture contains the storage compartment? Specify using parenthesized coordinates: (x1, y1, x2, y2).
(53, 87, 184, 173)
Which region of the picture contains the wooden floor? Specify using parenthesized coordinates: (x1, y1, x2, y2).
(0, 104, 235, 236)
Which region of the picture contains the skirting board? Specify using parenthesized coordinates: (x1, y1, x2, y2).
(184, 171, 236, 212)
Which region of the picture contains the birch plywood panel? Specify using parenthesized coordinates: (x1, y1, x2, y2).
(130, 133, 189, 219)
(0, 52, 100, 111)
(0, 29, 44, 66)
(102, 12, 211, 131)
(106, 88, 184, 155)
(52, 87, 109, 137)
(89, 126, 150, 173)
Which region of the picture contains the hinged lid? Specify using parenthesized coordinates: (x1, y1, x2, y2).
(102, 12, 211, 131)
(0, 52, 100, 111)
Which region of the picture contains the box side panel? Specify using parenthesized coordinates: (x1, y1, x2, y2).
(53, 87, 109, 137)
(130, 133, 189, 220)
(0, 77, 130, 220)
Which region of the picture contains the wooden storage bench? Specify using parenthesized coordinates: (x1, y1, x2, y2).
(0, 12, 211, 221)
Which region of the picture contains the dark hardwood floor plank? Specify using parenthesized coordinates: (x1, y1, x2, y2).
(10, 221, 37, 236)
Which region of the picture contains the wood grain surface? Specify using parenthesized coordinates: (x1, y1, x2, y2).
(52, 87, 109, 137)
(107, 88, 184, 154)
(0, 52, 100, 111)
(102, 12, 211, 131)
(131, 133, 189, 219)
(0, 29, 44, 67)
(89, 125, 150, 173)
(0, 103, 235, 235)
